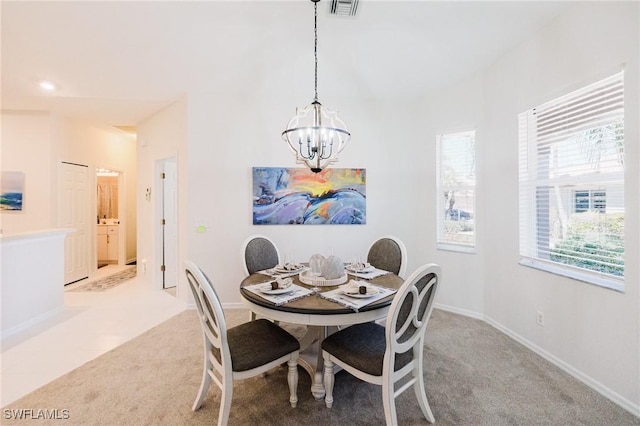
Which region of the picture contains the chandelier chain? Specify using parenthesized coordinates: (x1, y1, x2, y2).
(314, 0, 318, 103)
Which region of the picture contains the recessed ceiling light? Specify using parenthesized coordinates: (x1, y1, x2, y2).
(39, 81, 56, 91)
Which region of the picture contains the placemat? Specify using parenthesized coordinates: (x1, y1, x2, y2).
(318, 281, 397, 312)
(243, 281, 314, 306)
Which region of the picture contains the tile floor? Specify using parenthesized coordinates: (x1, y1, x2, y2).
(0, 265, 186, 407)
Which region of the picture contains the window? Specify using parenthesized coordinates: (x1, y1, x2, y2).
(518, 71, 624, 290)
(437, 130, 476, 252)
(574, 190, 606, 213)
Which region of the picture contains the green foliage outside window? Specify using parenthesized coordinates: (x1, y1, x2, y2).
(550, 212, 624, 277)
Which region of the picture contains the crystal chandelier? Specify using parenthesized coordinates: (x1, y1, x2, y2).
(282, 0, 350, 173)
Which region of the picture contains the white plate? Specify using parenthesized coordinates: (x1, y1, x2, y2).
(259, 285, 293, 295)
(343, 286, 379, 298)
(346, 263, 374, 273)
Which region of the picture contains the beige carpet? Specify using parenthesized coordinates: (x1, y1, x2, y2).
(2, 309, 638, 425)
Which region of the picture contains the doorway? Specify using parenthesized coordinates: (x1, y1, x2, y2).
(96, 169, 120, 268)
(156, 158, 178, 289)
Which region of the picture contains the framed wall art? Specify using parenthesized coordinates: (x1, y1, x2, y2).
(252, 167, 366, 225)
(0, 171, 25, 212)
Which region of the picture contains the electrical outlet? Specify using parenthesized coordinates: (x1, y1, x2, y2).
(536, 311, 545, 326)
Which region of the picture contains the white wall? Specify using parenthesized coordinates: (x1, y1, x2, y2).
(136, 98, 188, 297)
(423, 1, 639, 413)
(1, 112, 55, 233)
(1, 112, 137, 269)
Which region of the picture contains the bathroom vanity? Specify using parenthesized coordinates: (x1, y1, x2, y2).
(97, 224, 119, 264)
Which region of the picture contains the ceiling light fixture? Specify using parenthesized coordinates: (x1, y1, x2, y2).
(39, 81, 56, 91)
(282, 0, 350, 173)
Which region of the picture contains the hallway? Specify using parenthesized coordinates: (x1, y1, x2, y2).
(0, 265, 186, 407)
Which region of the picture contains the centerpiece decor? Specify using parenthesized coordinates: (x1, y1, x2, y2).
(299, 254, 348, 286)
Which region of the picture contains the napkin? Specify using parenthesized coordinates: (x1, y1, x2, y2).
(342, 279, 375, 295)
(274, 277, 292, 289)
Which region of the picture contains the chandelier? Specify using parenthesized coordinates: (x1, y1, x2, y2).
(282, 0, 350, 173)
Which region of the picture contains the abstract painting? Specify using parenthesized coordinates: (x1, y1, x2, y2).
(253, 167, 366, 225)
(0, 171, 25, 211)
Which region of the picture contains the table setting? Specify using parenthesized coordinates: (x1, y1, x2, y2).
(243, 276, 315, 305)
(318, 279, 397, 312)
(344, 261, 391, 280)
(258, 262, 307, 278)
(248, 254, 396, 311)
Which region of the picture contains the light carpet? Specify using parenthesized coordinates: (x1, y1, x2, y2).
(69, 267, 137, 292)
(2, 309, 638, 425)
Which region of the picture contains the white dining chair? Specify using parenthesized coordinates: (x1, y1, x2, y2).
(367, 235, 408, 278)
(321, 263, 440, 425)
(185, 261, 300, 426)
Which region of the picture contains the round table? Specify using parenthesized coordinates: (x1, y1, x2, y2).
(240, 271, 403, 399)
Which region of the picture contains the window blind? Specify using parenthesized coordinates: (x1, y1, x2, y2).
(437, 131, 476, 250)
(519, 71, 624, 289)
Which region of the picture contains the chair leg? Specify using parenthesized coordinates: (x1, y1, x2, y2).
(382, 376, 398, 426)
(288, 353, 299, 408)
(192, 352, 212, 411)
(323, 356, 335, 408)
(414, 359, 435, 423)
(218, 378, 233, 426)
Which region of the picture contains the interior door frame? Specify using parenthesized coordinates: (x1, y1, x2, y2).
(154, 156, 178, 290)
(95, 167, 125, 268)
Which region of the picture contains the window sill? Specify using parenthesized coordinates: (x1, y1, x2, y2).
(437, 243, 476, 254)
(518, 258, 624, 292)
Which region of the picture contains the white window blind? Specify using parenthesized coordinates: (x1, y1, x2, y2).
(518, 71, 624, 290)
(437, 131, 476, 251)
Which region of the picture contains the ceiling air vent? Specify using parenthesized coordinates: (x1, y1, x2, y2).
(330, 0, 359, 17)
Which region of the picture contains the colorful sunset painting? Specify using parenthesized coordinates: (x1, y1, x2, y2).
(252, 167, 366, 225)
(0, 171, 25, 212)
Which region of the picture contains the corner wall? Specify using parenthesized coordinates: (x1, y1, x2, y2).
(423, 1, 639, 413)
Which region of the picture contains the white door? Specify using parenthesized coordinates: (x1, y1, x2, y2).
(60, 162, 89, 285)
(161, 158, 178, 289)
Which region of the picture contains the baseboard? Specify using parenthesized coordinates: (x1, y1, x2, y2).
(222, 302, 247, 310)
(0, 306, 65, 341)
(433, 303, 639, 418)
(434, 303, 484, 320)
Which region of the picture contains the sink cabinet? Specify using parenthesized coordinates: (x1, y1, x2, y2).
(97, 225, 119, 263)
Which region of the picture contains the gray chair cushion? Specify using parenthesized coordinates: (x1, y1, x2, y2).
(245, 238, 279, 274)
(226, 319, 300, 372)
(321, 322, 412, 376)
(367, 238, 402, 275)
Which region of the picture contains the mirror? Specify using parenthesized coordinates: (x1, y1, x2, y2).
(97, 168, 119, 223)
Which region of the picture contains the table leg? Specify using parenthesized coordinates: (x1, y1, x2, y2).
(294, 325, 328, 400)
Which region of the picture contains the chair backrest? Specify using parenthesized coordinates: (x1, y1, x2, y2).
(386, 263, 440, 360)
(241, 235, 280, 276)
(366, 235, 407, 277)
(185, 261, 231, 380)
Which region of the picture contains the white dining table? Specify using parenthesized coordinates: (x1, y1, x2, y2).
(240, 270, 403, 399)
